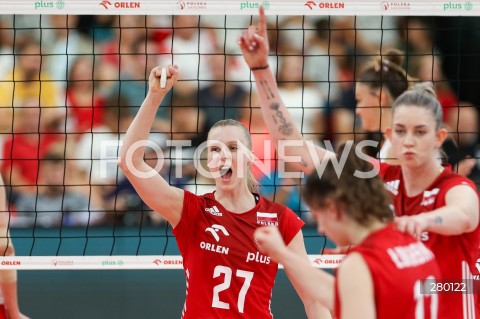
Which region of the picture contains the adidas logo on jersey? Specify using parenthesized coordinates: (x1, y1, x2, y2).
(384, 180, 400, 196)
(205, 206, 222, 216)
(420, 188, 439, 206)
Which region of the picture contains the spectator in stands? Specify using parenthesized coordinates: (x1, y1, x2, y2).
(1, 98, 62, 197)
(14, 151, 103, 228)
(0, 41, 63, 133)
(44, 15, 93, 89)
(100, 16, 148, 76)
(311, 18, 355, 144)
(89, 15, 117, 44)
(277, 50, 326, 143)
(199, 50, 246, 132)
(66, 56, 106, 133)
(416, 55, 479, 162)
(0, 17, 14, 80)
(159, 15, 217, 93)
(75, 97, 133, 219)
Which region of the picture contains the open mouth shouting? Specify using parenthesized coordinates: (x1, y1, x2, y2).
(219, 166, 233, 181)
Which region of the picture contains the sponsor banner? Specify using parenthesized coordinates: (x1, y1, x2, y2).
(0, 256, 185, 270)
(0, 256, 476, 270)
(307, 254, 344, 269)
(1, 0, 479, 16)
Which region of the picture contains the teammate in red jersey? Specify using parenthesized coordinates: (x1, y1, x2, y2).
(239, 7, 479, 318)
(255, 145, 442, 319)
(0, 176, 30, 319)
(119, 65, 331, 318)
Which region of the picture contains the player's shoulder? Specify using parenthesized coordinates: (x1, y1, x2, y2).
(183, 189, 211, 207)
(434, 168, 478, 195)
(379, 162, 401, 180)
(257, 194, 288, 215)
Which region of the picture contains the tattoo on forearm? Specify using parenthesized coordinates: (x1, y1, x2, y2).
(260, 80, 275, 100)
(270, 103, 293, 136)
(432, 216, 443, 225)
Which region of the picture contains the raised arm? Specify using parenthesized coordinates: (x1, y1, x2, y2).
(118, 65, 184, 228)
(254, 226, 334, 318)
(0, 176, 29, 319)
(238, 7, 335, 174)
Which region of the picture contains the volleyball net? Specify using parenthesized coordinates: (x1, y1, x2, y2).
(0, 0, 479, 270)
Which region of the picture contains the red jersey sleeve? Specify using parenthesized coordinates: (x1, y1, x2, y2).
(379, 162, 390, 179)
(173, 190, 203, 255)
(279, 206, 304, 246)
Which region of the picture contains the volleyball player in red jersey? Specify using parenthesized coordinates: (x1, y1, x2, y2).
(255, 145, 442, 319)
(383, 83, 480, 318)
(239, 7, 479, 318)
(119, 65, 331, 318)
(0, 176, 30, 319)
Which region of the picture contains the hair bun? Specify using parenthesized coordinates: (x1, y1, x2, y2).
(409, 81, 437, 98)
(382, 49, 404, 67)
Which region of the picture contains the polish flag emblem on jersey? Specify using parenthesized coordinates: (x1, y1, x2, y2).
(420, 188, 440, 206)
(256, 212, 278, 226)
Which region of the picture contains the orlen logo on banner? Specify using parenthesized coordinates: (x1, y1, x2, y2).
(313, 258, 342, 265)
(1, 261, 21, 266)
(100, 0, 141, 9)
(178, 1, 207, 10)
(305, 1, 345, 9)
(153, 259, 183, 265)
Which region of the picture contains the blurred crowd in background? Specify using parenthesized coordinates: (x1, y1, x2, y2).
(0, 14, 479, 228)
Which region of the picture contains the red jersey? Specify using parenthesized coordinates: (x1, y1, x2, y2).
(334, 224, 441, 319)
(381, 163, 480, 318)
(173, 191, 304, 319)
(2, 133, 59, 184)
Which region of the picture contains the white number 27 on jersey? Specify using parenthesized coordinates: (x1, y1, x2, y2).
(212, 265, 254, 313)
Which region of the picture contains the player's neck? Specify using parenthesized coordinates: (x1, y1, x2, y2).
(214, 187, 256, 214)
(401, 160, 444, 197)
(349, 220, 385, 245)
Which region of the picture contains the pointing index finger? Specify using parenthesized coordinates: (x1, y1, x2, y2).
(258, 6, 267, 38)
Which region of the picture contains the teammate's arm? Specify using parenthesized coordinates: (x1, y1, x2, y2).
(0, 176, 29, 319)
(284, 231, 333, 319)
(396, 184, 479, 237)
(118, 65, 184, 228)
(254, 227, 334, 313)
(238, 7, 335, 175)
(337, 253, 375, 319)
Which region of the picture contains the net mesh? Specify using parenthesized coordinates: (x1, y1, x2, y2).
(0, 12, 479, 269)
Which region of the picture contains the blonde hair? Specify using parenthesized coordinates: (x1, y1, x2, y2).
(393, 82, 443, 130)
